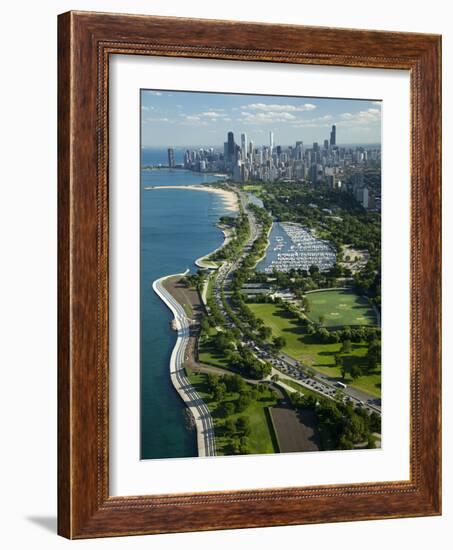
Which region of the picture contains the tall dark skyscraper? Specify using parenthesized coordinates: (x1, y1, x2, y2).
(167, 147, 175, 168)
(227, 131, 235, 161)
(330, 124, 336, 147)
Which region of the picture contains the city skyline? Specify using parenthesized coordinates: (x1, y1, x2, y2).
(141, 90, 382, 147)
(161, 125, 380, 201)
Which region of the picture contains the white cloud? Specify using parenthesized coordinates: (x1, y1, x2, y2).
(240, 110, 298, 124)
(148, 91, 163, 96)
(199, 111, 228, 118)
(145, 116, 171, 123)
(177, 110, 231, 125)
(338, 108, 381, 126)
(290, 114, 334, 128)
(242, 102, 317, 112)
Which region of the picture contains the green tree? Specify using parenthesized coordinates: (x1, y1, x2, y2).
(350, 364, 362, 380)
(258, 326, 272, 340)
(235, 393, 252, 413)
(273, 336, 286, 350)
(200, 316, 210, 333)
(206, 373, 219, 394)
(223, 374, 246, 394)
(236, 416, 251, 436)
(340, 339, 352, 353)
(219, 401, 235, 418)
(229, 437, 241, 455)
(367, 340, 381, 370)
(212, 382, 226, 402)
(239, 436, 251, 455)
(224, 417, 237, 435)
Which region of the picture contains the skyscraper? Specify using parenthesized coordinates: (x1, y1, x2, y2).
(227, 131, 235, 161)
(241, 133, 248, 160)
(330, 124, 336, 147)
(167, 147, 175, 168)
(295, 141, 304, 160)
(269, 131, 274, 154)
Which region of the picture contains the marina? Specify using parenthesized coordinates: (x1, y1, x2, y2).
(258, 222, 336, 273)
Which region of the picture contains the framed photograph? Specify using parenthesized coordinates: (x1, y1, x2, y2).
(58, 11, 441, 539)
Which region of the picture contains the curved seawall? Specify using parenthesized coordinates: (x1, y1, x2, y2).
(152, 274, 216, 457)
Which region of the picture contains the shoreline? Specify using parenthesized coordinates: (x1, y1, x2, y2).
(148, 184, 240, 456)
(144, 184, 239, 213)
(152, 272, 216, 457)
(194, 227, 233, 269)
(148, 184, 240, 270)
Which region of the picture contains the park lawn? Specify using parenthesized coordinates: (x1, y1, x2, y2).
(186, 370, 278, 455)
(198, 329, 233, 371)
(305, 289, 377, 328)
(248, 303, 381, 398)
(243, 184, 263, 193)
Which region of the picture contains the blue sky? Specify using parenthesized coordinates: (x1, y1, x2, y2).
(141, 90, 381, 148)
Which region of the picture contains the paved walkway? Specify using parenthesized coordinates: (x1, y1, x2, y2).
(153, 275, 216, 457)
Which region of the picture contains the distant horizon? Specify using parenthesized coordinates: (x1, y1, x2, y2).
(141, 142, 382, 150)
(141, 90, 382, 148)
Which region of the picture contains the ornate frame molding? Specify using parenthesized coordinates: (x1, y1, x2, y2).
(58, 11, 441, 538)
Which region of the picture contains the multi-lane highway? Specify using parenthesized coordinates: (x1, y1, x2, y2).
(153, 276, 216, 457)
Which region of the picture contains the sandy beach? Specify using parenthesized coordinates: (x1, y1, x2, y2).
(144, 185, 239, 213)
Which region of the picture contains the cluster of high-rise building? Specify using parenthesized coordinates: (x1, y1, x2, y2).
(167, 124, 381, 210)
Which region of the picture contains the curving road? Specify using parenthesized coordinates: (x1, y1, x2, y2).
(153, 275, 216, 457)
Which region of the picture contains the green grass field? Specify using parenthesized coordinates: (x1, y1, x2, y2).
(198, 329, 233, 371)
(305, 289, 377, 328)
(186, 370, 278, 455)
(248, 302, 381, 397)
(243, 185, 263, 193)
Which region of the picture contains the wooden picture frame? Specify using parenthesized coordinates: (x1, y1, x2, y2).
(58, 10, 441, 539)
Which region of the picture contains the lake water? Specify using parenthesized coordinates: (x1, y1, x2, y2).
(140, 167, 229, 460)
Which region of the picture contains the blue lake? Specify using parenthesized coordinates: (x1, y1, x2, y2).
(140, 167, 229, 460)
